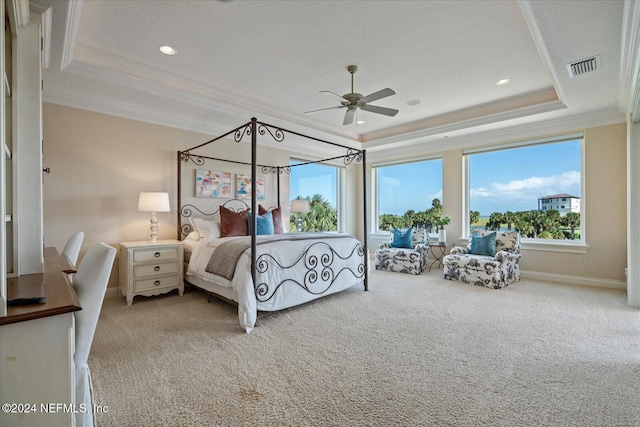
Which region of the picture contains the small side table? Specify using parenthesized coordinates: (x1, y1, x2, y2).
(119, 240, 184, 305)
(427, 242, 450, 272)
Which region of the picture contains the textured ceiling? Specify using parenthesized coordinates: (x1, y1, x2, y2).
(39, 0, 629, 152)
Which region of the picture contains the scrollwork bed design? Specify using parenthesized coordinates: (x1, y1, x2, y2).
(177, 118, 369, 332)
(254, 238, 367, 303)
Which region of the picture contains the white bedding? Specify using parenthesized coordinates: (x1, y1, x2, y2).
(186, 232, 366, 333)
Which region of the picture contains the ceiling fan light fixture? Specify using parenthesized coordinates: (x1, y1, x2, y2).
(304, 65, 398, 125)
(159, 45, 177, 55)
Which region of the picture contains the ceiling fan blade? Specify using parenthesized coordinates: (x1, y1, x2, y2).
(359, 88, 396, 104)
(320, 90, 348, 101)
(304, 105, 345, 114)
(360, 104, 399, 117)
(343, 109, 355, 125)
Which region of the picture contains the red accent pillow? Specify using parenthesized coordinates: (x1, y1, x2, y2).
(259, 205, 284, 234)
(220, 206, 249, 237)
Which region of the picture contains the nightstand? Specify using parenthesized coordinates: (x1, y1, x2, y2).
(119, 240, 184, 306)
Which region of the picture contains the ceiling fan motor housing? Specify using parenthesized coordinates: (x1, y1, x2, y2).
(304, 64, 398, 125)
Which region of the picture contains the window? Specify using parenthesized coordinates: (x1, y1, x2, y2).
(465, 135, 583, 241)
(289, 159, 340, 231)
(374, 158, 443, 231)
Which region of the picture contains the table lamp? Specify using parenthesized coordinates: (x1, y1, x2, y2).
(138, 192, 170, 242)
(290, 199, 309, 232)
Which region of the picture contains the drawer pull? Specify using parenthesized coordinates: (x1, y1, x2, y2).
(154, 280, 161, 286)
(154, 266, 161, 272)
(154, 252, 161, 257)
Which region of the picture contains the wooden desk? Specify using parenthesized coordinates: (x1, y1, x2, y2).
(1, 247, 81, 326)
(0, 247, 80, 426)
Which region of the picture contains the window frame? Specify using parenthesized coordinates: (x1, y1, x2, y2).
(372, 156, 443, 232)
(463, 133, 586, 248)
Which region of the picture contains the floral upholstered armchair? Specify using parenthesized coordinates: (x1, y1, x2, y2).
(443, 230, 521, 289)
(375, 228, 428, 275)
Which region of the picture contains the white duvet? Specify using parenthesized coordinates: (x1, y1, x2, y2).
(186, 233, 366, 333)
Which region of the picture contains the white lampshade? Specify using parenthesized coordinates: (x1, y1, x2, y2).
(290, 199, 309, 213)
(138, 192, 170, 213)
(138, 192, 170, 242)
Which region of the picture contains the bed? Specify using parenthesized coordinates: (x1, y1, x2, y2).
(177, 118, 369, 333)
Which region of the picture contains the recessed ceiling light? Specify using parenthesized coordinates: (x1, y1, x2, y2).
(496, 78, 510, 86)
(356, 120, 365, 125)
(159, 45, 177, 55)
(407, 99, 421, 106)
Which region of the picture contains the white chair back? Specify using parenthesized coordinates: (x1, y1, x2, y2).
(73, 242, 116, 427)
(62, 231, 84, 267)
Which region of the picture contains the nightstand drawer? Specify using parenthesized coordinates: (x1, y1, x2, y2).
(134, 274, 180, 292)
(133, 261, 179, 278)
(133, 247, 178, 263)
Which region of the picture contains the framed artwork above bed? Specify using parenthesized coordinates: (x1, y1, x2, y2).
(236, 174, 265, 200)
(195, 170, 232, 198)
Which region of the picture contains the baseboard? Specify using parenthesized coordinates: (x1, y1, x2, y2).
(105, 288, 121, 297)
(520, 270, 627, 290)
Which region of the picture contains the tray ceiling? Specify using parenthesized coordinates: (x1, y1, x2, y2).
(38, 0, 631, 151)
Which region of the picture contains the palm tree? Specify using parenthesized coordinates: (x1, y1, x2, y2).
(290, 194, 337, 232)
(487, 212, 504, 231)
(469, 210, 480, 225)
(563, 212, 580, 238)
(504, 211, 516, 231)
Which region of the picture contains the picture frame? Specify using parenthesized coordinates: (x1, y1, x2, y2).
(195, 170, 232, 198)
(236, 174, 265, 200)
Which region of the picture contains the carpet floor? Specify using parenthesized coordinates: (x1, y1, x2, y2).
(90, 269, 640, 426)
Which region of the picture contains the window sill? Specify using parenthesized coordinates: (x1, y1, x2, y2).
(521, 240, 588, 253)
(458, 237, 588, 254)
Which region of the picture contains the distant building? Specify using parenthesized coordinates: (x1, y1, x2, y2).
(538, 194, 580, 216)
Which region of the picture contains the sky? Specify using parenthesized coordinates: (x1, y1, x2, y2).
(289, 161, 338, 207)
(289, 139, 581, 217)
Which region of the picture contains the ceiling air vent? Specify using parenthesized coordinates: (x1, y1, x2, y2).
(566, 55, 600, 78)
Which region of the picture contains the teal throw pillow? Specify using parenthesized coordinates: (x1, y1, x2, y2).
(469, 232, 497, 256)
(392, 228, 413, 249)
(248, 211, 274, 235)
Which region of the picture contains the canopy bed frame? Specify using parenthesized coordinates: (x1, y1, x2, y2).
(177, 118, 368, 331)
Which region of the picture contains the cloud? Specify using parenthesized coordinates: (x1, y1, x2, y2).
(470, 171, 580, 213)
(492, 171, 580, 193)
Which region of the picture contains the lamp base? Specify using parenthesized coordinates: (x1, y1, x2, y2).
(148, 213, 159, 242)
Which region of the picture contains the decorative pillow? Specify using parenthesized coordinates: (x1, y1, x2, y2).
(469, 232, 497, 256)
(190, 217, 221, 240)
(248, 211, 274, 235)
(219, 206, 249, 237)
(259, 204, 284, 234)
(391, 228, 413, 249)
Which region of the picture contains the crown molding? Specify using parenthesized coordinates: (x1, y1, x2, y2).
(363, 93, 566, 150)
(618, 0, 640, 122)
(517, 0, 568, 105)
(366, 109, 625, 160)
(60, 0, 83, 70)
(68, 42, 360, 143)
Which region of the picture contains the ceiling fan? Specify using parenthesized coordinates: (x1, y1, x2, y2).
(305, 65, 399, 125)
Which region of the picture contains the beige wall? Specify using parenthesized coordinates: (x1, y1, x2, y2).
(368, 123, 628, 286)
(43, 103, 627, 288)
(43, 104, 295, 288)
(43, 103, 365, 288)
(520, 124, 627, 282)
